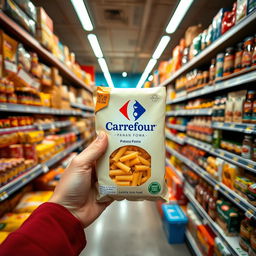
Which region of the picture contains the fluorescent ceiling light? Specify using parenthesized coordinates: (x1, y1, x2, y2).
(152, 36, 171, 59)
(70, 0, 93, 31)
(136, 59, 157, 88)
(166, 0, 194, 34)
(87, 34, 103, 58)
(148, 75, 153, 81)
(98, 58, 115, 88)
(122, 72, 127, 77)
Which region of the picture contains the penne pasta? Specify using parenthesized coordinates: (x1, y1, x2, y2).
(112, 146, 127, 162)
(115, 162, 131, 173)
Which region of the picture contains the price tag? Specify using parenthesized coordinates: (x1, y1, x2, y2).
(22, 178, 27, 183)
(202, 218, 208, 225)
(215, 184, 220, 191)
(218, 123, 224, 127)
(0, 104, 8, 109)
(42, 165, 49, 173)
(245, 210, 254, 219)
(38, 125, 43, 131)
(220, 152, 225, 156)
(235, 197, 240, 203)
(50, 124, 55, 129)
(39, 108, 44, 113)
(247, 163, 254, 169)
(0, 191, 7, 200)
(233, 157, 238, 162)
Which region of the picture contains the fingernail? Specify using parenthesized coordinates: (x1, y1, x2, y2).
(97, 132, 105, 141)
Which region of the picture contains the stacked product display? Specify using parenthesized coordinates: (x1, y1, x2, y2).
(158, 1, 256, 256)
(0, 0, 95, 245)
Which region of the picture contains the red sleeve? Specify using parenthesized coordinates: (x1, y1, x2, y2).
(0, 202, 86, 256)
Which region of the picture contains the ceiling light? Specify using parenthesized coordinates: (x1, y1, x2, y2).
(70, 0, 93, 31)
(166, 0, 194, 34)
(136, 59, 157, 88)
(87, 34, 103, 58)
(98, 58, 115, 88)
(122, 72, 127, 77)
(148, 75, 153, 81)
(152, 36, 171, 59)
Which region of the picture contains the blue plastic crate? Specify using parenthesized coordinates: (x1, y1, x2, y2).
(162, 204, 188, 244)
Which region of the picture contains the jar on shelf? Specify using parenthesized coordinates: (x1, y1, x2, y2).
(209, 58, 216, 83)
(215, 53, 224, 79)
(242, 36, 254, 69)
(234, 42, 244, 72)
(252, 34, 256, 66)
(243, 90, 255, 123)
(242, 135, 253, 159)
(223, 47, 235, 76)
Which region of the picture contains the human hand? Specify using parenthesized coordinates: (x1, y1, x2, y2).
(49, 132, 110, 228)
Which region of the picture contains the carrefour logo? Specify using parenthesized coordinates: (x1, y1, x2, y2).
(119, 100, 146, 121)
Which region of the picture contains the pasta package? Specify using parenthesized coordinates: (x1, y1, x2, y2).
(95, 87, 168, 202)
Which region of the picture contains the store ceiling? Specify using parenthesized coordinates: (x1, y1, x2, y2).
(32, 0, 234, 73)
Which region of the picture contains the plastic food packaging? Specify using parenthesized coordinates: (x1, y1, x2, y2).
(236, 0, 247, 23)
(13, 0, 37, 21)
(221, 3, 237, 35)
(247, 0, 256, 14)
(95, 87, 168, 202)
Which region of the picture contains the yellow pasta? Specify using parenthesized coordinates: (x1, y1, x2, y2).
(115, 175, 133, 181)
(120, 152, 138, 162)
(134, 165, 150, 172)
(109, 145, 151, 186)
(138, 156, 150, 166)
(112, 146, 127, 162)
(115, 162, 131, 173)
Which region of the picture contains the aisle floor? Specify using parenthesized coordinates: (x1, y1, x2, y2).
(80, 201, 191, 256)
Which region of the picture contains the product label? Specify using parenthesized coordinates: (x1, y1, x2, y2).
(242, 144, 252, 159)
(95, 87, 168, 202)
(242, 52, 253, 68)
(243, 102, 253, 120)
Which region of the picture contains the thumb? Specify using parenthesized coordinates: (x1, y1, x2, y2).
(73, 132, 108, 168)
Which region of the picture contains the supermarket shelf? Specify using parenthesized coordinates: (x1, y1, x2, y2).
(0, 125, 35, 135)
(166, 130, 185, 145)
(166, 70, 256, 104)
(212, 122, 256, 134)
(165, 158, 184, 181)
(0, 11, 92, 93)
(185, 137, 256, 174)
(166, 123, 186, 131)
(70, 102, 94, 112)
(184, 185, 247, 256)
(166, 145, 256, 220)
(0, 121, 72, 135)
(166, 108, 212, 116)
(0, 139, 85, 202)
(0, 103, 84, 116)
(159, 11, 256, 88)
(185, 230, 203, 256)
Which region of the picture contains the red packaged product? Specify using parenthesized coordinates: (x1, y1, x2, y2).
(221, 3, 237, 35)
(9, 144, 24, 158)
(23, 144, 37, 162)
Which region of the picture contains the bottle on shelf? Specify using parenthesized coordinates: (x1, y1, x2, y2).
(243, 90, 255, 123)
(234, 42, 244, 72)
(209, 58, 216, 83)
(242, 135, 253, 159)
(242, 37, 254, 69)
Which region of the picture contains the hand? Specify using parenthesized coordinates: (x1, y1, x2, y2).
(49, 132, 110, 228)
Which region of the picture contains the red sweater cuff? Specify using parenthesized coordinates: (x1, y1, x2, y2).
(6, 202, 86, 256)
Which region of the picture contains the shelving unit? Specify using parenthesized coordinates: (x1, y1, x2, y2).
(166, 69, 256, 105)
(185, 137, 256, 173)
(184, 184, 248, 256)
(0, 103, 87, 116)
(159, 11, 256, 88)
(70, 102, 94, 112)
(166, 108, 212, 117)
(185, 230, 203, 256)
(166, 123, 186, 131)
(165, 130, 185, 145)
(0, 139, 87, 202)
(166, 145, 256, 220)
(212, 122, 256, 134)
(0, 11, 92, 93)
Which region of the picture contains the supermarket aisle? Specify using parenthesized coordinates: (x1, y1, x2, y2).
(80, 201, 191, 256)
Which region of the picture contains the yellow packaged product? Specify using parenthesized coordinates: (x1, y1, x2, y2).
(0, 232, 9, 243)
(13, 191, 53, 213)
(95, 87, 168, 202)
(0, 213, 30, 232)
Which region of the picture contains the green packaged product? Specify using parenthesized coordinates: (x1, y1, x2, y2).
(234, 176, 253, 197)
(247, 183, 256, 206)
(216, 200, 241, 236)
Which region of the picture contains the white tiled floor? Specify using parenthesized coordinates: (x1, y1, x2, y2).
(80, 201, 191, 256)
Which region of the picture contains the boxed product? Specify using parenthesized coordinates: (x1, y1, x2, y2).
(222, 162, 242, 189)
(14, 191, 53, 213)
(0, 30, 18, 76)
(2, 0, 36, 35)
(216, 200, 241, 236)
(214, 237, 232, 256)
(247, 0, 256, 14)
(196, 225, 215, 256)
(236, 0, 247, 22)
(13, 0, 37, 21)
(95, 87, 168, 201)
(36, 7, 53, 32)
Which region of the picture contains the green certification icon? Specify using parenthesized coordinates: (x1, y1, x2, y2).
(148, 182, 161, 194)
